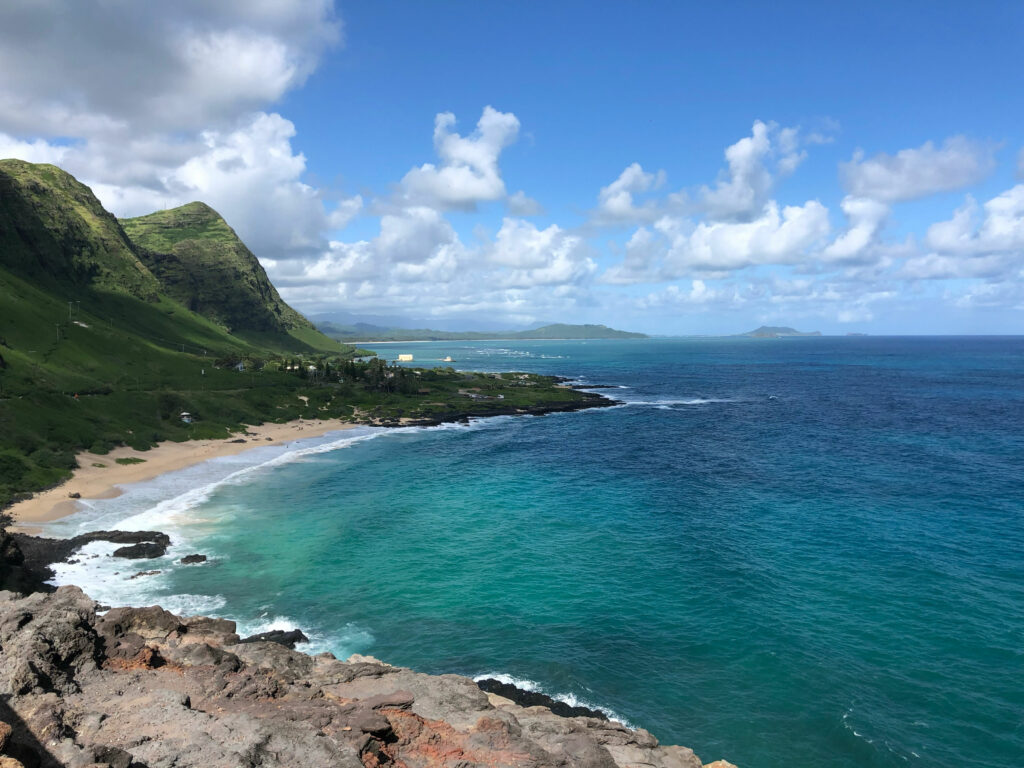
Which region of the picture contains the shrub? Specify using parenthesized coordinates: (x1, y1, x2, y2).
(0, 453, 30, 485)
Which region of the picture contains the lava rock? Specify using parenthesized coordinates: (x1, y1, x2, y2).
(476, 678, 609, 721)
(179, 554, 207, 564)
(238, 629, 310, 649)
(112, 541, 165, 559)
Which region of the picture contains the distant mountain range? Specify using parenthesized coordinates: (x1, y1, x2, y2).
(740, 326, 821, 338)
(317, 321, 648, 342)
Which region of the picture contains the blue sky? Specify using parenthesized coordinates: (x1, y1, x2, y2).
(1, 1, 1022, 334)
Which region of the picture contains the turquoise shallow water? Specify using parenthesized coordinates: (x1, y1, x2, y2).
(49, 338, 1024, 768)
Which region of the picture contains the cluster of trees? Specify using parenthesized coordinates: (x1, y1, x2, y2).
(354, 358, 419, 394)
(271, 356, 418, 393)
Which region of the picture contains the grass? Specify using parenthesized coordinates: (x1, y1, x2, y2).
(0, 160, 599, 510)
(120, 202, 335, 350)
(114, 457, 147, 465)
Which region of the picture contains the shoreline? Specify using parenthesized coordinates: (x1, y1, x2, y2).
(6, 386, 615, 533)
(7, 418, 358, 532)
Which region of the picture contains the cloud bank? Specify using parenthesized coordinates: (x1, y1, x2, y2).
(0, 3, 1020, 331)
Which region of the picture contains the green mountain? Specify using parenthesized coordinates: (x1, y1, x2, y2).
(319, 322, 648, 342)
(0, 160, 599, 510)
(0, 159, 160, 300)
(0, 160, 351, 505)
(740, 325, 821, 338)
(120, 202, 330, 351)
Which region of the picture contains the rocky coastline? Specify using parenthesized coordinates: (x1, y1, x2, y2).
(0, 388, 740, 768)
(369, 385, 618, 428)
(0, 526, 738, 768)
(0, 584, 736, 768)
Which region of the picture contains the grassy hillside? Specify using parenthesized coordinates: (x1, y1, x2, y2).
(120, 202, 338, 354)
(319, 322, 648, 342)
(0, 160, 159, 299)
(0, 160, 601, 509)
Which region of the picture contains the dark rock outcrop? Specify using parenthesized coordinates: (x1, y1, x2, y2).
(239, 628, 309, 649)
(476, 678, 609, 720)
(6, 530, 170, 592)
(0, 587, 734, 768)
(179, 554, 207, 565)
(111, 541, 165, 559)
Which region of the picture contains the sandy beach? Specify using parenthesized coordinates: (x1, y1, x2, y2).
(7, 418, 358, 532)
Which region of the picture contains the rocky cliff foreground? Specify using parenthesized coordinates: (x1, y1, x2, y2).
(0, 587, 735, 768)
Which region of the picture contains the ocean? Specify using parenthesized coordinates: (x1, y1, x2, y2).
(45, 337, 1024, 768)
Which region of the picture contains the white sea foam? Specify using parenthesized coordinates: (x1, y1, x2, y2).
(41, 416, 522, 663)
(473, 672, 633, 727)
(231, 612, 375, 657)
(41, 413, 600, 681)
(622, 397, 736, 407)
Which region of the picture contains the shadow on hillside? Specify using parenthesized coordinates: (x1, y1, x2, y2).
(0, 695, 57, 768)
(1, 694, 150, 768)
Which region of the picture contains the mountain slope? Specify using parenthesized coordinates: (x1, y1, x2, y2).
(0, 161, 358, 505)
(120, 202, 335, 352)
(0, 160, 159, 299)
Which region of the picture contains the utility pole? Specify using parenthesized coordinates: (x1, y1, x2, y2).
(55, 324, 61, 342)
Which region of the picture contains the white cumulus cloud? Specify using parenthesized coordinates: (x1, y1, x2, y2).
(840, 136, 995, 203)
(822, 196, 890, 263)
(399, 107, 520, 210)
(594, 163, 665, 224)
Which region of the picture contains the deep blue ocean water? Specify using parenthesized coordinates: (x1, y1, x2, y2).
(49, 337, 1024, 768)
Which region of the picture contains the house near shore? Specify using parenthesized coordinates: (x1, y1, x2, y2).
(179, 412, 192, 424)
(398, 354, 414, 362)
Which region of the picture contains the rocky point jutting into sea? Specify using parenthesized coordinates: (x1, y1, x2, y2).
(0, 582, 733, 768)
(0, 490, 735, 768)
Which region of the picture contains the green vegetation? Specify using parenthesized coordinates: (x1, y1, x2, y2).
(0, 160, 602, 509)
(121, 202, 338, 354)
(114, 457, 147, 465)
(318, 321, 647, 342)
(0, 160, 159, 299)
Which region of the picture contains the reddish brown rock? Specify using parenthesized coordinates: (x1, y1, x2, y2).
(0, 587, 735, 768)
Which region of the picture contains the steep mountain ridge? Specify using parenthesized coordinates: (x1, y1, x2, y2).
(0, 159, 159, 299)
(0, 160, 350, 506)
(120, 202, 316, 341)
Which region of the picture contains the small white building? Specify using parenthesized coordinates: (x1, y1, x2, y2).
(180, 412, 192, 424)
(398, 354, 414, 362)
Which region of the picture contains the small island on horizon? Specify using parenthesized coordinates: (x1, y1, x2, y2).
(738, 325, 822, 338)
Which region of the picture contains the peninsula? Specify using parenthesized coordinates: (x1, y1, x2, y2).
(0, 160, 611, 511)
(318, 321, 648, 342)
